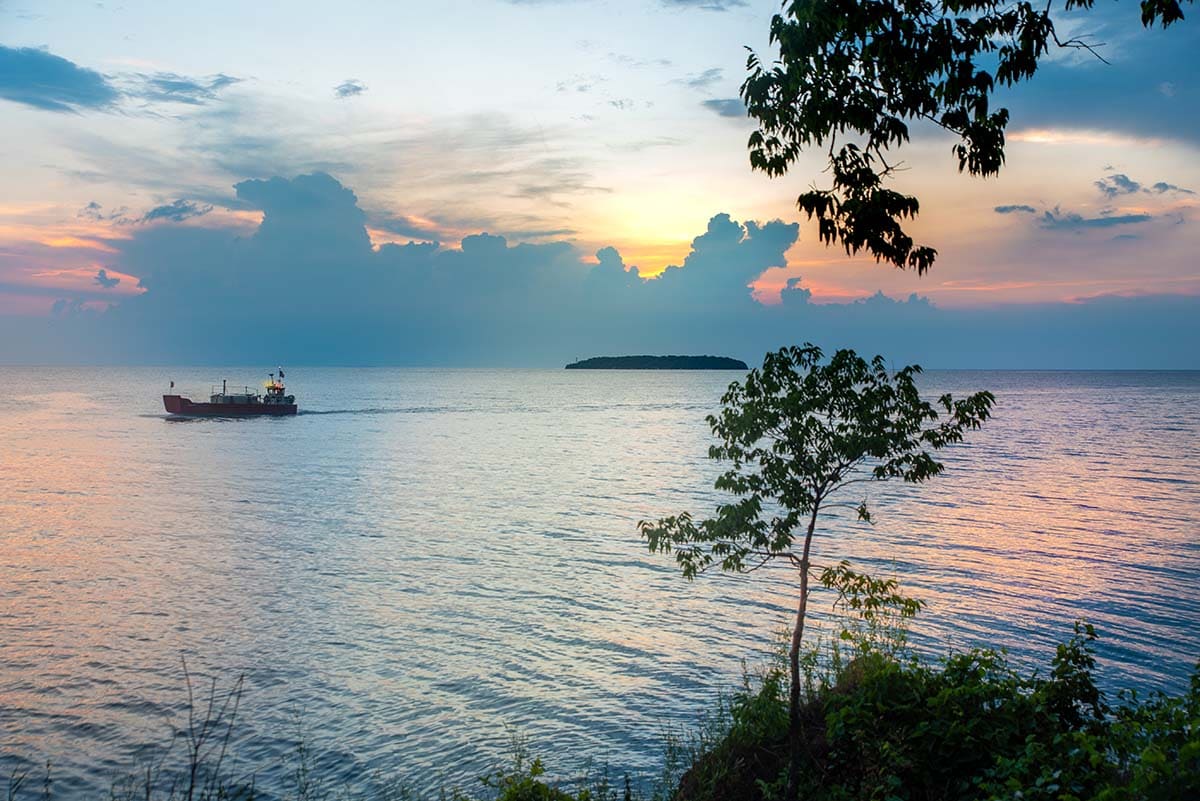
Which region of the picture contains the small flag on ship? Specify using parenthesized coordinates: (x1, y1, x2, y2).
(278, 367, 285, 379)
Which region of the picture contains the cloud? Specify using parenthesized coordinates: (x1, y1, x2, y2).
(0, 45, 120, 112)
(133, 72, 240, 105)
(140, 199, 214, 224)
(1095, 173, 1195, 198)
(0, 46, 241, 113)
(94, 269, 120, 289)
(700, 98, 745, 118)
(603, 51, 672, 69)
(662, 0, 747, 10)
(79, 201, 131, 222)
(679, 68, 723, 90)
(334, 80, 366, 99)
(1095, 173, 1141, 198)
(51, 298, 87, 316)
(994, 204, 1037, 214)
(555, 75, 602, 93)
(1039, 208, 1153, 230)
(1149, 181, 1195, 195)
(372, 214, 445, 241)
(6, 172, 1198, 369)
(993, 3, 1200, 146)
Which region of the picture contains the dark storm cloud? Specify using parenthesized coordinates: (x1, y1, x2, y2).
(140, 199, 213, 223)
(701, 98, 745, 118)
(7, 173, 1197, 369)
(0, 44, 120, 112)
(334, 80, 366, 99)
(994, 205, 1038, 214)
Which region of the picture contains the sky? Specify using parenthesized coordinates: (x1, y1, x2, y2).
(1, 0, 1198, 367)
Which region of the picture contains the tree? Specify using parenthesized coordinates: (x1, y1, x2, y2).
(638, 345, 994, 801)
(740, 0, 1192, 273)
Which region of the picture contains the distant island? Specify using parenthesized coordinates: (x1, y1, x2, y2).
(565, 355, 749, 370)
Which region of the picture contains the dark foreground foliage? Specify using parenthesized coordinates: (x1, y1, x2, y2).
(675, 624, 1200, 801)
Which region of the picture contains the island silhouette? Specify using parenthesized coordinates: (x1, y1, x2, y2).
(565, 355, 748, 370)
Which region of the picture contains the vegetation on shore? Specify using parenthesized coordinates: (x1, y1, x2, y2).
(564, 356, 749, 370)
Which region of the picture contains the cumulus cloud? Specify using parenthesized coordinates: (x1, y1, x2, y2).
(6, 173, 1197, 369)
(140, 199, 214, 224)
(701, 98, 745, 118)
(94, 269, 120, 289)
(0, 45, 120, 112)
(994, 204, 1037, 214)
(334, 80, 366, 99)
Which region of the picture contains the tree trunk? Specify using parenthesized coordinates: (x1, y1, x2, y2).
(787, 510, 818, 801)
(787, 557, 810, 801)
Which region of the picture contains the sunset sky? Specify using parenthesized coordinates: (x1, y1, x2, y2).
(2, 0, 1198, 366)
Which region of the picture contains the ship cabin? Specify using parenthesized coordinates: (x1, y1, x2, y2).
(209, 379, 260, 404)
(205, 375, 294, 406)
(262, 377, 295, 405)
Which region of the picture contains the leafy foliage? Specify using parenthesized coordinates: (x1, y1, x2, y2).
(677, 624, 1200, 801)
(740, 0, 1194, 272)
(640, 344, 993, 801)
(640, 344, 994, 580)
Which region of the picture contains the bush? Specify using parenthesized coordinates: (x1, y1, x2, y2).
(673, 623, 1200, 801)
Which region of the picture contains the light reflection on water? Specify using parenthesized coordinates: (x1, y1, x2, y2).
(1, 368, 1198, 797)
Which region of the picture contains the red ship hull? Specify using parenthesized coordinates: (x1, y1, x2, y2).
(163, 395, 297, 417)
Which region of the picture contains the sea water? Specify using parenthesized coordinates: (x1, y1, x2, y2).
(1, 368, 1197, 797)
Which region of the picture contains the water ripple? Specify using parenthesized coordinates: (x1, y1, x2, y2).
(0, 367, 1197, 798)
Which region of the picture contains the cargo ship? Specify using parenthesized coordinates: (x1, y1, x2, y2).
(163, 370, 297, 417)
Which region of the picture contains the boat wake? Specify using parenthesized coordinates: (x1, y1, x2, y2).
(298, 406, 453, 416)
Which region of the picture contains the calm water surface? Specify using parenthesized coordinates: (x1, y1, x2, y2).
(1, 368, 1198, 797)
